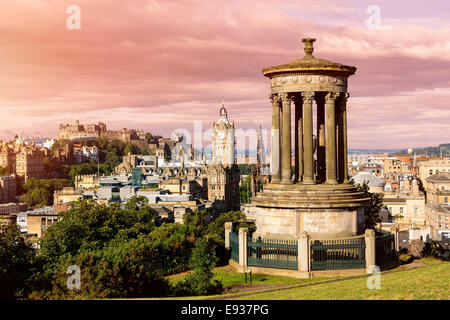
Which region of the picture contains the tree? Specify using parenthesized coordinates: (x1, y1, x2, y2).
(141, 147, 150, 155)
(183, 210, 209, 237)
(40, 197, 158, 261)
(238, 164, 251, 175)
(353, 181, 383, 230)
(145, 132, 153, 140)
(124, 143, 140, 156)
(174, 237, 222, 296)
(239, 175, 251, 203)
(0, 224, 36, 299)
(206, 210, 255, 243)
(0, 165, 13, 176)
(20, 178, 72, 207)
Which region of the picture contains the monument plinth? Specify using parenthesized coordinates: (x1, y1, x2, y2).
(252, 38, 370, 240)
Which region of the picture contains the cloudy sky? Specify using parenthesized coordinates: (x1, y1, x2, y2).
(1, 0, 449, 149)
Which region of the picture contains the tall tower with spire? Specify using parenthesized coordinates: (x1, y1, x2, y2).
(211, 102, 235, 165)
(207, 101, 240, 212)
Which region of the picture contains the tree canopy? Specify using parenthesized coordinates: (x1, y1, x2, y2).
(19, 178, 72, 207)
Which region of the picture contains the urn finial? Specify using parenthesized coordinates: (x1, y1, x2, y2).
(302, 37, 316, 57)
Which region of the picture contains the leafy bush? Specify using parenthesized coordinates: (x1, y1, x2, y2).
(19, 178, 72, 207)
(424, 240, 450, 261)
(172, 237, 222, 296)
(352, 180, 383, 230)
(398, 254, 413, 264)
(0, 225, 36, 299)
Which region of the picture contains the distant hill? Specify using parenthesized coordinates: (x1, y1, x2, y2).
(348, 148, 403, 154)
(389, 143, 450, 157)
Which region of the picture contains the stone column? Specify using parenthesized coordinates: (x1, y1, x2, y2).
(281, 93, 292, 184)
(238, 227, 248, 268)
(301, 92, 315, 184)
(270, 94, 281, 183)
(298, 231, 310, 272)
(325, 92, 339, 184)
(365, 229, 376, 272)
(391, 224, 400, 252)
(341, 93, 350, 183)
(316, 95, 326, 183)
(294, 96, 303, 182)
(224, 222, 233, 250)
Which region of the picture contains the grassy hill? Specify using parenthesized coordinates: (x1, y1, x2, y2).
(159, 258, 449, 300)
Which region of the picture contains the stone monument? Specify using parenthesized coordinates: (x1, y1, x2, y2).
(252, 38, 370, 240)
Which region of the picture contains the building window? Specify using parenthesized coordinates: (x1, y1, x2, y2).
(445, 197, 448, 204)
(400, 207, 403, 214)
(438, 215, 441, 220)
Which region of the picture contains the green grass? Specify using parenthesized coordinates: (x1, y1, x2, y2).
(168, 265, 303, 288)
(147, 258, 449, 300)
(158, 266, 339, 300)
(232, 260, 450, 300)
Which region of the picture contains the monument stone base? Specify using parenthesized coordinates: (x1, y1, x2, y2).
(251, 183, 369, 240)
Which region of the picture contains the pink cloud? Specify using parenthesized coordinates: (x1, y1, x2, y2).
(0, 0, 449, 149)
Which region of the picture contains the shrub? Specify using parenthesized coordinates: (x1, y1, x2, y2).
(399, 254, 413, 264)
(172, 237, 223, 296)
(0, 225, 36, 299)
(424, 240, 450, 261)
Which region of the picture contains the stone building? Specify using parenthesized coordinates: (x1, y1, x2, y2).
(114, 154, 157, 175)
(58, 120, 146, 144)
(0, 202, 29, 226)
(423, 172, 450, 239)
(53, 187, 83, 205)
(58, 120, 107, 140)
(14, 145, 45, 184)
(23, 206, 58, 240)
(425, 173, 450, 205)
(207, 163, 240, 212)
(383, 181, 426, 226)
(207, 105, 240, 212)
(251, 38, 369, 240)
(74, 174, 101, 189)
(383, 158, 410, 176)
(0, 143, 15, 172)
(0, 175, 17, 203)
(419, 159, 450, 190)
(425, 204, 450, 240)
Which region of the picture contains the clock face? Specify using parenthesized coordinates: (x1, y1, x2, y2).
(218, 131, 225, 139)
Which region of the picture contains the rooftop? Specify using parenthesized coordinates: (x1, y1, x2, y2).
(426, 173, 450, 183)
(262, 38, 356, 77)
(352, 172, 384, 187)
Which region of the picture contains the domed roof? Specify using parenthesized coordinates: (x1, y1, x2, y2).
(262, 38, 356, 77)
(352, 172, 384, 187)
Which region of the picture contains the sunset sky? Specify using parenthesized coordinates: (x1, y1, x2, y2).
(1, 0, 449, 149)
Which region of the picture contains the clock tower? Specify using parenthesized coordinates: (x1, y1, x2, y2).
(211, 104, 235, 165)
(207, 103, 240, 212)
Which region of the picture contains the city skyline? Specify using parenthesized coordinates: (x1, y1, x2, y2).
(1, 0, 450, 148)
